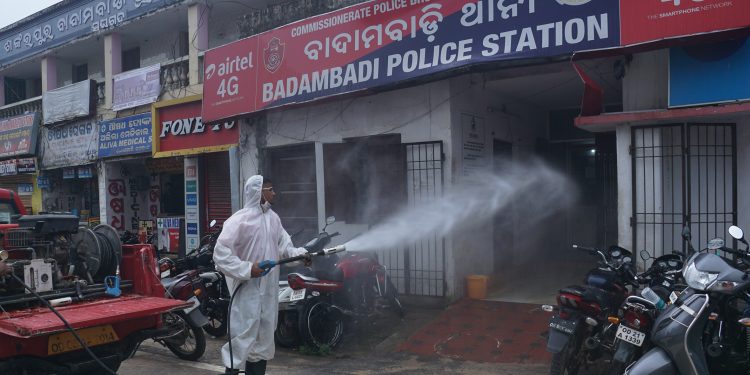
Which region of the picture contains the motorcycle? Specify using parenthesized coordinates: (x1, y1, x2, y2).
(607, 250, 685, 374)
(277, 216, 404, 350)
(626, 225, 750, 375)
(151, 264, 210, 361)
(545, 244, 638, 375)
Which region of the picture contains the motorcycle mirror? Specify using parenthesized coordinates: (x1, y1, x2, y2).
(0, 250, 7, 261)
(728, 225, 744, 241)
(639, 250, 652, 261)
(682, 226, 692, 241)
(326, 216, 336, 225)
(210, 219, 217, 228)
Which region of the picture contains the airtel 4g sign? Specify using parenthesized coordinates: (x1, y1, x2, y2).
(151, 96, 238, 158)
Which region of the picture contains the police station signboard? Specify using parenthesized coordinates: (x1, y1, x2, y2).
(152, 96, 238, 158)
(202, 0, 620, 123)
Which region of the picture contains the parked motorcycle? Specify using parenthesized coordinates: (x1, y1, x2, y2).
(152, 266, 209, 361)
(626, 225, 750, 375)
(277, 216, 404, 350)
(607, 250, 685, 374)
(545, 244, 638, 375)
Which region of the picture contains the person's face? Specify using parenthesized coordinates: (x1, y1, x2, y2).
(261, 182, 276, 204)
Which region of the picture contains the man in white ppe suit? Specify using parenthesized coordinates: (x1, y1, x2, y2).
(213, 175, 310, 375)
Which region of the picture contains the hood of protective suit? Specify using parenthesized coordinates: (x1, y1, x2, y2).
(244, 175, 263, 209)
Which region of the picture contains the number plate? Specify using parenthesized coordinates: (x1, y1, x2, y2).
(48, 325, 119, 355)
(549, 316, 577, 335)
(615, 325, 646, 347)
(290, 288, 306, 301)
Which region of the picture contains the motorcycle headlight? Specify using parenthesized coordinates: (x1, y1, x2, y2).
(683, 262, 718, 291)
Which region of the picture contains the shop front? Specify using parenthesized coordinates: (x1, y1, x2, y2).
(0, 113, 42, 215)
(152, 95, 239, 253)
(39, 119, 100, 223)
(97, 112, 159, 243)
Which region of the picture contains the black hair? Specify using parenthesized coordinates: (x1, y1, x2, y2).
(263, 178, 272, 185)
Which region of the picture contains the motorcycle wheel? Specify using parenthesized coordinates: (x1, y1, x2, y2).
(300, 300, 344, 350)
(385, 277, 405, 318)
(162, 311, 207, 361)
(275, 310, 301, 348)
(549, 337, 582, 375)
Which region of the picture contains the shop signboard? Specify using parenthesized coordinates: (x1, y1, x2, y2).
(184, 157, 200, 251)
(0, 0, 169, 68)
(0, 112, 39, 158)
(669, 37, 750, 107)
(42, 80, 95, 125)
(202, 0, 620, 123)
(17, 183, 33, 196)
(40, 120, 99, 169)
(621, 0, 750, 45)
(77, 166, 93, 178)
(37, 176, 50, 189)
(98, 112, 153, 157)
(0, 159, 16, 176)
(152, 96, 238, 157)
(63, 168, 76, 179)
(16, 158, 36, 174)
(112, 64, 161, 111)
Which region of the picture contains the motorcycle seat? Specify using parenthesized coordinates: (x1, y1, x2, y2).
(559, 285, 612, 306)
(314, 267, 345, 282)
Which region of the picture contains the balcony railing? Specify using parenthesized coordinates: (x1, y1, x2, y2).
(0, 96, 42, 119)
(162, 56, 189, 90)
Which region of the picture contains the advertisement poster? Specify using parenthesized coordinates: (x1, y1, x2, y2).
(112, 64, 161, 111)
(0, 113, 39, 158)
(184, 157, 200, 252)
(157, 217, 181, 254)
(203, 0, 620, 122)
(98, 112, 153, 157)
(461, 114, 488, 181)
(153, 97, 238, 157)
(16, 158, 36, 174)
(621, 0, 750, 45)
(42, 80, 93, 124)
(40, 120, 99, 169)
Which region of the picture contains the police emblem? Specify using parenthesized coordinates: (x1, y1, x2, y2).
(264, 37, 285, 73)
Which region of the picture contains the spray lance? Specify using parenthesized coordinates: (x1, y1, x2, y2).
(257, 245, 347, 275)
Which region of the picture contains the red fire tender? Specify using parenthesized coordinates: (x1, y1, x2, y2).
(0, 189, 188, 374)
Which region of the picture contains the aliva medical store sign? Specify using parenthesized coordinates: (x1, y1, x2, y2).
(203, 0, 619, 122)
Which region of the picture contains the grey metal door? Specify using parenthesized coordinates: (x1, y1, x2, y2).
(379, 141, 446, 297)
(632, 124, 736, 268)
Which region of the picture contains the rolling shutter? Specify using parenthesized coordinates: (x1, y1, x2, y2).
(203, 152, 231, 231)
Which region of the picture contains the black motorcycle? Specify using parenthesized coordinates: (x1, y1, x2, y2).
(545, 244, 638, 375)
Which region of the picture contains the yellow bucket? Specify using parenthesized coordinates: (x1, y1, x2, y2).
(466, 275, 489, 299)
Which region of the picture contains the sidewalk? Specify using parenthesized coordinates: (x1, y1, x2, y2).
(396, 298, 551, 364)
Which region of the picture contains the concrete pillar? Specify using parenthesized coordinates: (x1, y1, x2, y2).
(188, 3, 208, 86)
(616, 124, 633, 252)
(98, 160, 108, 226)
(41, 57, 57, 93)
(104, 33, 122, 108)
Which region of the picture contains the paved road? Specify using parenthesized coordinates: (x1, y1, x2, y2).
(118, 337, 550, 375)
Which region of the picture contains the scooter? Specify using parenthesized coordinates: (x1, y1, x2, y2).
(625, 225, 750, 375)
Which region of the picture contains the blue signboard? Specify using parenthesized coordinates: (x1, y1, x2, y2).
(37, 176, 50, 189)
(669, 37, 750, 108)
(0, 0, 169, 68)
(186, 223, 198, 235)
(98, 112, 152, 158)
(185, 193, 197, 206)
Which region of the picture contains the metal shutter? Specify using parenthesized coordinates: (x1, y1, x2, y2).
(203, 152, 232, 231)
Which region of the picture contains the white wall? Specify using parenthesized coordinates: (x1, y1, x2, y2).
(447, 74, 548, 298)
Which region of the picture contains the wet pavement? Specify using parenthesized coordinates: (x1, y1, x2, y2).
(118, 299, 553, 374)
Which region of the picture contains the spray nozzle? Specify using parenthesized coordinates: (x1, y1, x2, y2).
(322, 245, 346, 255)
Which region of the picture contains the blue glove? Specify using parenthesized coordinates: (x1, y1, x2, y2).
(258, 260, 277, 276)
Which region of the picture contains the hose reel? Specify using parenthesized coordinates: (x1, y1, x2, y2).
(72, 224, 122, 282)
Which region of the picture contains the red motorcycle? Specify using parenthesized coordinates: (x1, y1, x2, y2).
(282, 219, 404, 350)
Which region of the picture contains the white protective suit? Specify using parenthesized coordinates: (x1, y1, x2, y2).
(213, 175, 308, 368)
